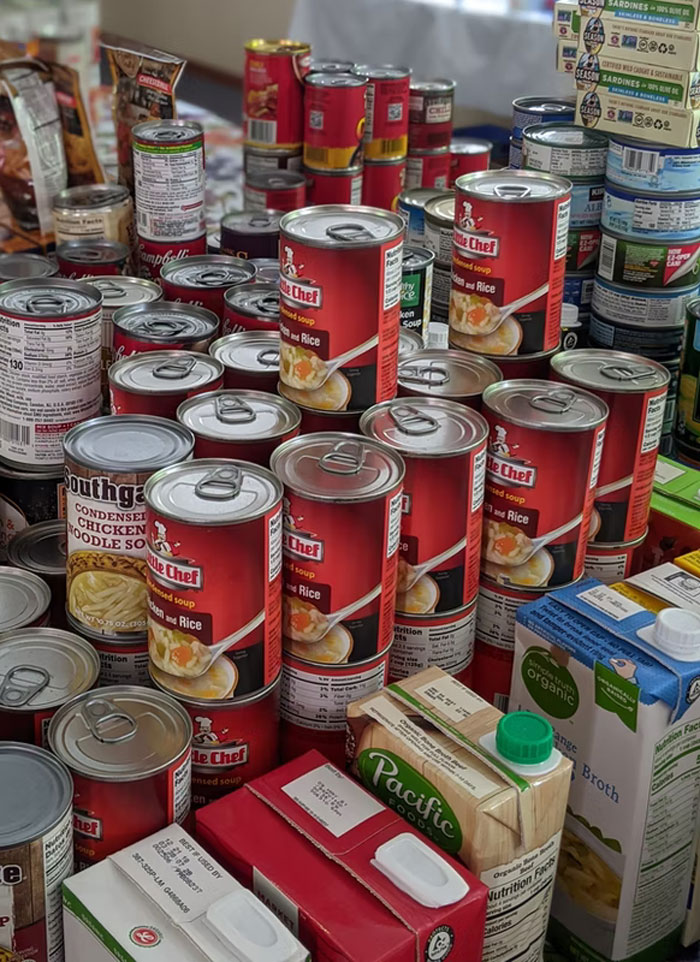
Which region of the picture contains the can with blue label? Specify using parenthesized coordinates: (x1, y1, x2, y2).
(564, 272, 595, 315)
(570, 180, 604, 229)
(398, 187, 451, 245)
(602, 182, 700, 242)
(511, 95, 576, 142)
(508, 138, 522, 170)
(592, 277, 698, 327)
(589, 312, 686, 358)
(522, 122, 608, 179)
(607, 134, 700, 194)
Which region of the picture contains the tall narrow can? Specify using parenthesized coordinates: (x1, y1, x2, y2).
(244, 39, 311, 149)
(353, 64, 410, 161)
(303, 73, 367, 171)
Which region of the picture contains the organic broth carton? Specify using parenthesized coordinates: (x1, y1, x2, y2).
(346, 666, 573, 962)
(510, 577, 700, 962)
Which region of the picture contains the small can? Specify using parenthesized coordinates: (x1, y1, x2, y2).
(0, 743, 73, 962)
(177, 390, 301, 464)
(588, 313, 686, 357)
(0, 252, 58, 280)
(606, 133, 700, 194)
(52, 183, 135, 249)
(522, 122, 608, 178)
(676, 298, 700, 462)
(602, 182, 700, 242)
(597, 228, 700, 289)
(244, 170, 307, 212)
(399, 328, 423, 356)
(208, 232, 222, 254)
(564, 271, 595, 313)
(391, 600, 477, 684)
(408, 79, 456, 150)
(109, 351, 225, 418)
(361, 157, 406, 211)
(0, 463, 64, 562)
(160, 254, 257, 321)
(397, 186, 451, 245)
(591, 277, 697, 327)
(244, 144, 303, 176)
(567, 226, 601, 271)
(132, 119, 206, 243)
(220, 210, 282, 261)
(112, 301, 219, 363)
(405, 147, 450, 190)
(291, 399, 362, 434)
(584, 530, 646, 584)
(303, 72, 367, 170)
(509, 138, 523, 170)
(145, 460, 283, 694)
(250, 258, 281, 285)
(308, 59, 355, 75)
(223, 282, 279, 336)
(423, 193, 455, 265)
(398, 348, 502, 408)
(450, 169, 571, 356)
(0, 567, 51, 632)
(360, 398, 487, 612)
(401, 246, 434, 339)
(90, 635, 150, 688)
(569, 180, 604, 229)
(56, 239, 130, 279)
(7, 520, 67, 629)
(511, 95, 576, 142)
(0, 279, 102, 469)
(552, 349, 669, 543)
(449, 138, 492, 185)
(279, 205, 404, 411)
(353, 64, 410, 161)
(482, 379, 608, 586)
(210, 330, 281, 392)
(137, 235, 207, 282)
(150, 662, 280, 808)
(0, 627, 99, 746)
(305, 165, 364, 206)
(48, 686, 192, 869)
(243, 39, 311, 149)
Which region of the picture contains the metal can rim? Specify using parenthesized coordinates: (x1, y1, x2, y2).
(280, 204, 404, 248)
(551, 348, 671, 393)
(176, 389, 301, 443)
(482, 377, 609, 431)
(0, 741, 73, 847)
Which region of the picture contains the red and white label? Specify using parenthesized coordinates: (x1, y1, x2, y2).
(244, 47, 309, 148)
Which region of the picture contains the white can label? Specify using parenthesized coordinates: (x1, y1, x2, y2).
(133, 139, 206, 241)
(391, 608, 476, 678)
(43, 809, 74, 962)
(170, 751, 193, 825)
(281, 659, 388, 730)
(584, 549, 631, 584)
(477, 583, 532, 650)
(95, 644, 151, 686)
(383, 243, 403, 310)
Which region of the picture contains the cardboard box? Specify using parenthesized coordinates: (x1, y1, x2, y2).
(63, 826, 310, 961)
(578, 0, 700, 31)
(625, 561, 700, 612)
(511, 578, 700, 962)
(578, 10, 700, 70)
(554, 0, 581, 39)
(641, 457, 700, 570)
(197, 750, 488, 962)
(558, 38, 580, 74)
(575, 51, 700, 108)
(576, 87, 700, 147)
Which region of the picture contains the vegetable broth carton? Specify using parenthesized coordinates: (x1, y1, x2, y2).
(510, 577, 700, 962)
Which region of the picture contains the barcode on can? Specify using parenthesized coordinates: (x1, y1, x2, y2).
(0, 418, 31, 444)
(622, 147, 659, 175)
(598, 234, 617, 281)
(247, 118, 277, 144)
(305, 146, 328, 164)
(381, 137, 406, 153)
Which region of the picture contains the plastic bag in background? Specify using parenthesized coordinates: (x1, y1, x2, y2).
(46, 60, 103, 186)
(101, 34, 186, 193)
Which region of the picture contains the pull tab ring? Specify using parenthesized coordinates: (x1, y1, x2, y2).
(196, 269, 230, 287)
(250, 214, 272, 228)
(529, 389, 575, 414)
(0, 665, 50, 707)
(142, 318, 187, 336)
(326, 222, 375, 243)
(195, 465, 243, 500)
(26, 294, 67, 315)
(493, 183, 532, 199)
(153, 355, 196, 380)
(257, 348, 279, 368)
(257, 293, 279, 316)
(320, 440, 366, 475)
(400, 362, 450, 386)
(215, 394, 257, 424)
(600, 363, 655, 383)
(390, 404, 439, 435)
(95, 280, 125, 298)
(84, 697, 137, 744)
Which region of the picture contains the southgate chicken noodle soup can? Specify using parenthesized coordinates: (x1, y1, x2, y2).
(210, 330, 281, 392)
(279, 205, 404, 411)
(522, 123, 608, 178)
(482, 379, 608, 587)
(597, 228, 700, 288)
(391, 600, 477, 682)
(602, 182, 700, 241)
(0, 568, 51, 632)
(160, 255, 257, 320)
(606, 134, 700, 194)
(91, 634, 150, 687)
(222, 282, 279, 336)
(109, 351, 224, 418)
(145, 459, 283, 694)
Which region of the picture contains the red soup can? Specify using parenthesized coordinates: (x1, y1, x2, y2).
(397, 348, 502, 409)
(361, 397, 488, 612)
(408, 79, 456, 150)
(290, 398, 362, 434)
(145, 459, 283, 696)
(109, 351, 224, 418)
(449, 138, 492, 185)
(0, 568, 51, 631)
(303, 72, 367, 171)
(48, 685, 192, 869)
(150, 662, 280, 808)
(391, 600, 476, 686)
(210, 331, 281, 392)
(112, 301, 220, 363)
(406, 148, 450, 191)
(223, 282, 279, 336)
(305, 166, 364, 206)
(453, 342, 560, 378)
(137, 237, 207, 282)
(220, 210, 282, 261)
(56, 239, 130, 279)
(551, 349, 670, 545)
(160, 255, 257, 321)
(353, 64, 410, 161)
(177, 389, 301, 465)
(450, 170, 571, 356)
(584, 529, 646, 584)
(244, 40, 311, 149)
(482, 379, 608, 587)
(244, 170, 307, 212)
(362, 158, 406, 211)
(279, 205, 404, 411)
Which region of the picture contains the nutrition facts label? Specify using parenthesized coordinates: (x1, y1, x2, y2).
(170, 753, 193, 825)
(392, 608, 476, 678)
(477, 584, 532, 650)
(281, 659, 388, 730)
(43, 809, 74, 962)
(584, 550, 630, 584)
(95, 646, 151, 687)
(133, 140, 205, 241)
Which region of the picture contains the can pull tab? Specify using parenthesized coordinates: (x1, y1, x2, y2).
(267, 176, 292, 189)
(529, 388, 575, 414)
(96, 280, 126, 298)
(195, 464, 242, 500)
(600, 363, 656, 383)
(257, 292, 280, 316)
(25, 294, 69, 315)
(320, 439, 367, 475)
(70, 247, 104, 262)
(257, 348, 280, 368)
(152, 355, 197, 380)
(142, 318, 187, 336)
(390, 404, 439, 435)
(326, 222, 375, 243)
(153, 126, 190, 141)
(215, 394, 257, 424)
(84, 697, 137, 744)
(0, 665, 50, 707)
(493, 183, 532, 199)
(249, 214, 273, 228)
(197, 269, 231, 287)
(400, 362, 450, 386)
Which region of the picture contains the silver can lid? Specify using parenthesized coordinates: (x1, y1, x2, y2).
(210, 331, 280, 374)
(353, 64, 410, 80)
(398, 349, 502, 399)
(280, 205, 403, 248)
(48, 685, 192, 781)
(399, 329, 423, 356)
(402, 246, 435, 272)
(109, 351, 224, 396)
(360, 398, 488, 458)
(132, 118, 203, 144)
(53, 183, 131, 211)
(250, 258, 280, 285)
(224, 282, 279, 321)
(7, 520, 66, 575)
(483, 378, 609, 431)
(113, 301, 219, 342)
(221, 210, 282, 235)
(145, 459, 282, 525)
(305, 71, 367, 88)
(0, 253, 58, 280)
(246, 170, 306, 190)
(513, 95, 576, 115)
(424, 195, 455, 226)
(450, 138, 493, 155)
(551, 349, 670, 393)
(160, 254, 256, 290)
(56, 239, 130, 264)
(456, 169, 571, 202)
(0, 743, 72, 846)
(177, 390, 301, 443)
(90, 275, 162, 309)
(0, 628, 100, 711)
(523, 122, 608, 150)
(0, 278, 101, 317)
(271, 433, 405, 502)
(0, 567, 51, 631)
(309, 58, 355, 73)
(399, 188, 452, 211)
(411, 78, 456, 93)
(64, 414, 195, 470)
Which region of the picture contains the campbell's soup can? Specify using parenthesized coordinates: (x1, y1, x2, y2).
(244, 39, 310, 149)
(145, 459, 283, 694)
(0, 628, 99, 747)
(289, 396, 362, 434)
(482, 379, 608, 587)
(109, 351, 224, 418)
(48, 686, 192, 869)
(91, 634, 150, 687)
(361, 397, 487, 612)
(137, 236, 207, 282)
(160, 255, 257, 321)
(305, 165, 364, 206)
(303, 72, 367, 171)
(362, 158, 406, 211)
(0, 568, 51, 633)
(551, 349, 669, 544)
(56, 239, 130, 279)
(52, 183, 135, 251)
(113, 301, 219, 365)
(584, 529, 646, 583)
(0, 743, 73, 962)
(244, 170, 307, 212)
(0, 252, 58, 281)
(398, 348, 502, 409)
(150, 661, 280, 807)
(279, 205, 404, 411)
(408, 79, 456, 150)
(449, 138, 492, 185)
(210, 331, 281, 392)
(177, 390, 301, 465)
(0, 463, 64, 563)
(391, 600, 476, 685)
(353, 64, 410, 161)
(406, 148, 450, 190)
(450, 170, 571, 356)
(220, 210, 282, 261)
(223, 282, 279, 336)
(244, 144, 303, 176)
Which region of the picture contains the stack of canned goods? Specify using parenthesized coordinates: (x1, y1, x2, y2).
(406, 79, 455, 191)
(509, 95, 575, 170)
(356, 64, 411, 210)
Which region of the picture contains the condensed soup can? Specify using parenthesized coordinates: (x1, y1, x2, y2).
(112, 301, 219, 363)
(591, 277, 697, 327)
(244, 170, 307, 212)
(475, 345, 559, 380)
(606, 134, 700, 194)
(0, 463, 65, 562)
(449, 138, 492, 185)
(137, 236, 206, 282)
(308, 59, 355, 75)
(209, 330, 281, 392)
(391, 600, 476, 685)
(223, 282, 279, 336)
(243, 39, 311, 149)
(53, 183, 135, 250)
(90, 633, 150, 688)
(400, 246, 434, 339)
(362, 158, 406, 210)
(303, 72, 367, 171)
(511, 95, 576, 142)
(353, 64, 410, 161)
(220, 210, 282, 261)
(408, 79, 456, 150)
(676, 298, 700, 462)
(398, 348, 502, 409)
(405, 147, 450, 190)
(48, 685, 192, 869)
(597, 228, 700, 289)
(7, 519, 67, 629)
(602, 182, 700, 241)
(584, 530, 646, 583)
(244, 144, 303, 176)
(522, 122, 608, 178)
(56, 239, 130, 279)
(160, 254, 257, 321)
(0, 253, 58, 280)
(109, 351, 224, 418)
(0, 567, 51, 632)
(397, 186, 451, 245)
(305, 165, 364, 206)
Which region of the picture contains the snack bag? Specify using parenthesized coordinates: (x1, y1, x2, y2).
(45, 60, 103, 186)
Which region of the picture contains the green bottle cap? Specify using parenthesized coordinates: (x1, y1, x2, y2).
(496, 711, 553, 766)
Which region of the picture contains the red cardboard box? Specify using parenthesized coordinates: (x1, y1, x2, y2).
(196, 750, 488, 962)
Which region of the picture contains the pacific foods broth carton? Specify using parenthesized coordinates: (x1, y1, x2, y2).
(347, 666, 573, 962)
(510, 577, 700, 962)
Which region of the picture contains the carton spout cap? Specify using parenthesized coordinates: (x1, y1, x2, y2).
(653, 608, 700, 662)
(496, 711, 553, 766)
